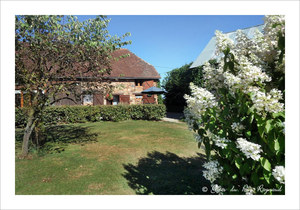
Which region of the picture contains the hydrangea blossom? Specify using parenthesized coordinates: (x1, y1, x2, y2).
(202, 160, 223, 183)
(250, 89, 284, 114)
(212, 135, 231, 149)
(236, 138, 263, 161)
(231, 122, 245, 134)
(238, 60, 272, 85)
(203, 62, 225, 90)
(272, 166, 285, 184)
(215, 30, 234, 55)
(184, 83, 218, 119)
(254, 15, 285, 65)
(224, 72, 242, 89)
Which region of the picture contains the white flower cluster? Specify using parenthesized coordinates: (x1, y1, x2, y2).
(238, 59, 272, 85)
(223, 71, 242, 89)
(234, 30, 262, 65)
(264, 15, 285, 39)
(250, 89, 284, 114)
(215, 30, 234, 55)
(202, 160, 223, 183)
(236, 138, 263, 161)
(272, 166, 285, 184)
(211, 184, 226, 194)
(212, 135, 231, 149)
(231, 122, 245, 134)
(242, 185, 256, 195)
(255, 15, 285, 65)
(184, 83, 218, 119)
(203, 62, 225, 90)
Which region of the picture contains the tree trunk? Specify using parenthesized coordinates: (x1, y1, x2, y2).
(21, 109, 36, 156)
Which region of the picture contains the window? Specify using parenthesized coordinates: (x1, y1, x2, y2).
(135, 80, 143, 86)
(113, 95, 119, 105)
(83, 94, 93, 105)
(135, 95, 142, 104)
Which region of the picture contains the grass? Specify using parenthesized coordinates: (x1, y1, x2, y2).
(15, 120, 210, 195)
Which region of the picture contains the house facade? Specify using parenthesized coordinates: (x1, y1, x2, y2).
(15, 49, 161, 107)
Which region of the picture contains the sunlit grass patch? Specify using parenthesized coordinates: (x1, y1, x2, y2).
(16, 120, 209, 195)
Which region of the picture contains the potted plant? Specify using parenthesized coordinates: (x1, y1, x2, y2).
(106, 93, 113, 101)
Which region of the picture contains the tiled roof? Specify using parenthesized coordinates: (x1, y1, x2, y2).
(109, 49, 160, 79)
(17, 46, 160, 80)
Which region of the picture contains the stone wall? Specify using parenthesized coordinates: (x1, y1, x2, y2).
(111, 79, 157, 104)
(51, 79, 158, 105)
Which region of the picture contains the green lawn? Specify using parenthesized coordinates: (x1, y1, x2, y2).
(15, 120, 210, 195)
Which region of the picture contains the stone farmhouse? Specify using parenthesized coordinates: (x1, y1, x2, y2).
(15, 49, 161, 107)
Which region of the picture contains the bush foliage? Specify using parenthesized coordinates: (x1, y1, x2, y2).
(162, 62, 203, 112)
(15, 104, 166, 127)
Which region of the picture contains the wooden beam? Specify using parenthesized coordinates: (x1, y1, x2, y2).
(20, 91, 24, 108)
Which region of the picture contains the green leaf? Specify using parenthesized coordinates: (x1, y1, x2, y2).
(203, 138, 211, 159)
(263, 169, 272, 184)
(249, 113, 254, 124)
(274, 139, 280, 151)
(246, 131, 251, 138)
(251, 173, 259, 185)
(228, 61, 234, 71)
(259, 157, 271, 172)
(278, 36, 285, 50)
(258, 125, 265, 138)
(272, 112, 285, 119)
(240, 162, 251, 176)
(265, 120, 273, 134)
(235, 157, 242, 169)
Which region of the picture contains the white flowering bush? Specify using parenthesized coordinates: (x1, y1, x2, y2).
(184, 16, 285, 194)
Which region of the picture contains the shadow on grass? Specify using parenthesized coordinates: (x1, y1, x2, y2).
(122, 151, 212, 195)
(15, 124, 98, 154)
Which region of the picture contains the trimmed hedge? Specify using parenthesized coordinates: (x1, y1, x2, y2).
(15, 104, 166, 127)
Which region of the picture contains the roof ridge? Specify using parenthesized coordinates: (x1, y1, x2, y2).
(212, 24, 264, 36)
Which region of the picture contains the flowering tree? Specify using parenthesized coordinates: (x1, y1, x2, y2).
(16, 15, 131, 156)
(184, 16, 285, 194)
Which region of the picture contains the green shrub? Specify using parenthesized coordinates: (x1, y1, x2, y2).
(15, 104, 166, 127)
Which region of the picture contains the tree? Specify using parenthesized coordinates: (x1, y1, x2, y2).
(161, 63, 199, 112)
(156, 80, 164, 104)
(15, 15, 131, 156)
(162, 61, 218, 112)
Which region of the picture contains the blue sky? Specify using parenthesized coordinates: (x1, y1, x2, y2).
(77, 15, 264, 81)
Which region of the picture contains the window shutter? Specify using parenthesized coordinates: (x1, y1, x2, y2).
(119, 95, 130, 104)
